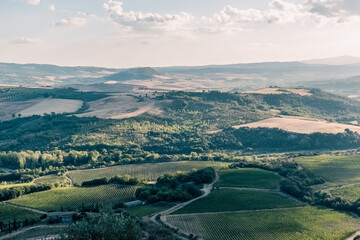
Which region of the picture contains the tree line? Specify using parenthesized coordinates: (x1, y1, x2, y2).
(136, 168, 215, 204)
(82, 175, 145, 187)
(0, 184, 52, 201)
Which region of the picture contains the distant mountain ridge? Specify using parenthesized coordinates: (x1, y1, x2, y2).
(2, 60, 360, 97)
(302, 55, 360, 65)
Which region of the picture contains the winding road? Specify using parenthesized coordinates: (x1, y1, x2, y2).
(149, 172, 219, 239)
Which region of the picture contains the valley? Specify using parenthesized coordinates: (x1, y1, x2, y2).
(2, 63, 360, 240)
(5, 0, 360, 238)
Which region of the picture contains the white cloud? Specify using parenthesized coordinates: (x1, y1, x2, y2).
(49, 4, 56, 11)
(103, 0, 193, 33)
(199, 6, 264, 33)
(200, 0, 360, 33)
(9, 37, 39, 44)
(77, 11, 94, 17)
(306, 0, 360, 22)
(200, 1, 313, 33)
(101, 0, 360, 35)
(21, 0, 40, 5)
(53, 17, 87, 27)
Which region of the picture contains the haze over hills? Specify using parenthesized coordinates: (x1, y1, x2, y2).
(2, 56, 360, 98)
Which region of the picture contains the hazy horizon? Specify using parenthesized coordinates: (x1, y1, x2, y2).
(1, 55, 360, 69)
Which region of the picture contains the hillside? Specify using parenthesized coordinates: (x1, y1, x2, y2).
(3, 87, 360, 240)
(104, 67, 162, 81)
(2, 88, 360, 154)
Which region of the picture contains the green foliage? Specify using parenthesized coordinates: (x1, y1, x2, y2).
(81, 177, 108, 187)
(82, 175, 145, 187)
(0, 87, 107, 102)
(165, 90, 360, 127)
(173, 189, 303, 214)
(2, 89, 360, 156)
(210, 127, 360, 151)
(0, 184, 52, 201)
(164, 91, 274, 128)
(279, 168, 325, 199)
(61, 210, 179, 240)
(34, 174, 68, 187)
(61, 212, 142, 240)
(136, 168, 215, 204)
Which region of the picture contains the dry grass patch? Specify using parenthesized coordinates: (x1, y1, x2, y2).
(246, 88, 312, 96)
(18, 98, 82, 117)
(76, 94, 162, 119)
(233, 115, 360, 134)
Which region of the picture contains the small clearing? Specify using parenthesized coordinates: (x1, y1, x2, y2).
(233, 115, 360, 134)
(246, 88, 312, 96)
(123, 79, 207, 91)
(18, 98, 82, 117)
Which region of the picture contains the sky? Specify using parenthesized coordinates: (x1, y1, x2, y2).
(1, 0, 360, 68)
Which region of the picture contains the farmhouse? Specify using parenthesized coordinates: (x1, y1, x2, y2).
(47, 211, 74, 223)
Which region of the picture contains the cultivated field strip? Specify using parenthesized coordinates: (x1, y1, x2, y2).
(172, 189, 303, 214)
(330, 184, 360, 202)
(0, 203, 41, 222)
(166, 207, 360, 240)
(169, 206, 305, 217)
(8, 185, 137, 212)
(296, 154, 360, 187)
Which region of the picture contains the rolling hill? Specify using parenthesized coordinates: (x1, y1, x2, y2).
(104, 67, 162, 81)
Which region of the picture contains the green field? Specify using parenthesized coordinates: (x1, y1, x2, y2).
(0, 175, 67, 190)
(215, 168, 279, 189)
(0, 182, 33, 189)
(295, 154, 360, 187)
(331, 184, 360, 202)
(173, 189, 303, 214)
(126, 202, 175, 217)
(9, 185, 137, 212)
(0, 203, 41, 222)
(167, 207, 360, 240)
(68, 161, 230, 185)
